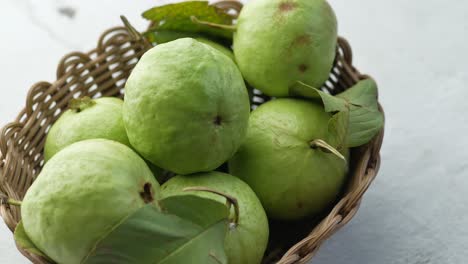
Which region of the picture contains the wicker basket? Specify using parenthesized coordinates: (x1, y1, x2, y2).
(0, 2, 384, 263)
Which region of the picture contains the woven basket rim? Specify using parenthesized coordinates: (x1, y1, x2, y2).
(0, 1, 384, 263)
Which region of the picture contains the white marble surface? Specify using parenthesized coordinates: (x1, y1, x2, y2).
(0, 0, 466, 263)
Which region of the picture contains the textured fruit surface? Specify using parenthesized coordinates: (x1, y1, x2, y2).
(22, 139, 160, 264)
(234, 0, 337, 97)
(44, 97, 130, 161)
(146, 29, 235, 62)
(196, 38, 235, 62)
(160, 172, 269, 264)
(124, 38, 249, 175)
(229, 99, 348, 220)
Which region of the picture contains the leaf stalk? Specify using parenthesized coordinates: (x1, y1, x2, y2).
(183, 186, 239, 227)
(190, 16, 237, 31)
(310, 139, 347, 163)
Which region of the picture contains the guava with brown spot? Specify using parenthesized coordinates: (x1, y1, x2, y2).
(44, 97, 130, 161)
(229, 99, 349, 220)
(160, 172, 269, 264)
(21, 139, 160, 264)
(234, 0, 338, 97)
(123, 38, 250, 175)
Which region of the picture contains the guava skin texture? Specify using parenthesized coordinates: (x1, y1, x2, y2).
(22, 139, 160, 264)
(195, 38, 235, 62)
(229, 99, 348, 220)
(233, 0, 338, 97)
(123, 38, 250, 175)
(160, 172, 269, 264)
(149, 30, 235, 62)
(44, 97, 130, 161)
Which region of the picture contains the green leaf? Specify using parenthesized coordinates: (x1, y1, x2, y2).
(337, 79, 384, 147)
(328, 111, 349, 150)
(159, 221, 227, 264)
(290, 82, 349, 112)
(143, 1, 234, 40)
(160, 195, 229, 228)
(291, 80, 383, 148)
(144, 30, 202, 45)
(84, 195, 229, 264)
(346, 105, 384, 147)
(14, 221, 52, 261)
(337, 79, 379, 108)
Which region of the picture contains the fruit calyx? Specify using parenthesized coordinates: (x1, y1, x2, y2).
(190, 16, 237, 31)
(310, 139, 346, 163)
(69, 97, 96, 113)
(140, 183, 155, 204)
(213, 115, 223, 126)
(183, 186, 239, 227)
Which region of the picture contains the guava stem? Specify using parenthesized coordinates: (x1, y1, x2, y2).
(7, 199, 22, 207)
(310, 139, 347, 163)
(190, 16, 238, 31)
(121, 16, 141, 40)
(183, 186, 239, 226)
(0, 195, 22, 207)
(120, 15, 152, 49)
(69, 97, 96, 112)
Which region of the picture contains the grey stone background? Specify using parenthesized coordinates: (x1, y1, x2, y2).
(0, 0, 466, 263)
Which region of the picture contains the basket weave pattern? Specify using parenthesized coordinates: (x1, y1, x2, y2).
(0, 3, 383, 263)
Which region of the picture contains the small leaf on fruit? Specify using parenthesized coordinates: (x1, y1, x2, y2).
(14, 221, 53, 261)
(160, 195, 230, 228)
(84, 195, 229, 264)
(328, 111, 349, 150)
(143, 1, 234, 40)
(337, 79, 384, 147)
(290, 82, 349, 112)
(345, 104, 384, 148)
(291, 80, 384, 148)
(337, 79, 379, 108)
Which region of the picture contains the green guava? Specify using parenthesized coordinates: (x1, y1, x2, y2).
(195, 38, 235, 62)
(22, 139, 160, 264)
(123, 38, 250, 175)
(160, 172, 269, 264)
(233, 0, 338, 97)
(44, 97, 130, 161)
(229, 99, 348, 220)
(146, 31, 235, 62)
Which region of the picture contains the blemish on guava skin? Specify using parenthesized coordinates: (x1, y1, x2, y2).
(140, 183, 154, 204)
(293, 35, 312, 46)
(298, 64, 309, 73)
(279, 1, 297, 12)
(213, 115, 222, 126)
(297, 201, 304, 209)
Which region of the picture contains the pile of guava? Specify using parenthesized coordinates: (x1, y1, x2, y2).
(11, 1, 383, 263)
